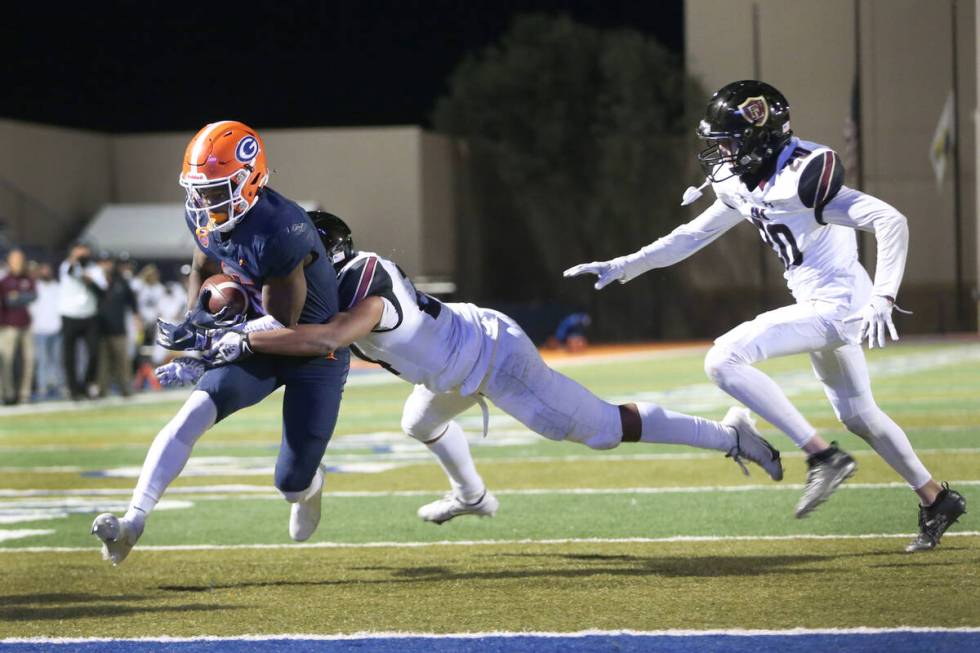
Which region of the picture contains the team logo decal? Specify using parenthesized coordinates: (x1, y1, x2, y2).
(235, 135, 259, 163)
(196, 226, 209, 247)
(737, 96, 769, 126)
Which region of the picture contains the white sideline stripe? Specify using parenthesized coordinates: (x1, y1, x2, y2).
(3, 531, 979, 554)
(4, 627, 980, 644)
(3, 479, 979, 500)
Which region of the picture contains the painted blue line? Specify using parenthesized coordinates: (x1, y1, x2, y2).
(3, 633, 979, 653)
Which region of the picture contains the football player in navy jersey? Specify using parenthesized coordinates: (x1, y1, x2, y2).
(566, 81, 966, 551)
(188, 211, 784, 525)
(92, 122, 349, 565)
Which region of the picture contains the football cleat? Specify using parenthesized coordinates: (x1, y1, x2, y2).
(289, 464, 326, 542)
(91, 513, 143, 566)
(722, 406, 783, 481)
(795, 442, 856, 518)
(417, 489, 500, 525)
(906, 484, 967, 553)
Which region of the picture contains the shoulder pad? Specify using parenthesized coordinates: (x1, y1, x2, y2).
(798, 150, 844, 220)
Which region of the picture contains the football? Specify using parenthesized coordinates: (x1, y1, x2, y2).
(200, 273, 249, 317)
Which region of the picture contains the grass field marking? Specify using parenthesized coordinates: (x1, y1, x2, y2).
(4, 530, 979, 554)
(0, 528, 55, 542)
(605, 344, 980, 411)
(5, 446, 980, 476)
(4, 479, 978, 501)
(5, 627, 980, 644)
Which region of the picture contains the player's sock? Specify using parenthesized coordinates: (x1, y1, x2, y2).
(423, 421, 485, 503)
(635, 403, 736, 451)
(129, 390, 217, 514)
(707, 361, 817, 448)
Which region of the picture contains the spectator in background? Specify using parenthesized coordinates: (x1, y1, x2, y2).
(135, 264, 165, 347)
(58, 243, 106, 400)
(0, 248, 37, 403)
(150, 278, 188, 366)
(29, 261, 62, 399)
(96, 254, 140, 397)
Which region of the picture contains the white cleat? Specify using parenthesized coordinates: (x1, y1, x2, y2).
(289, 464, 326, 542)
(723, 406, 784, 482)
(91, 513, 142, 566)
(417, 489, 500, 525)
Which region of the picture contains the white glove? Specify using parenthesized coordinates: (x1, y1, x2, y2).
(154, 357, 207, 387)
(858, 296, 899, 349)
(563, 258, 629, 290)
(204, 331, 253, 367)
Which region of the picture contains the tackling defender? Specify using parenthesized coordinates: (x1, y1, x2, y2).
(565, 80, 966, 551)
(184, 211, 784, 524)
(92, 122, 349, 564)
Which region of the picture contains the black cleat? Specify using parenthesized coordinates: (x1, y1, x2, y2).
(795, 442, 856, 518)
(906, 484, 967, 552)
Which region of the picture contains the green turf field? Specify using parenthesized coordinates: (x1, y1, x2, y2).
(1, 340, 978, 638)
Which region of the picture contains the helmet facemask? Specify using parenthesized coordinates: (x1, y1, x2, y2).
(180, 167, 253, 233)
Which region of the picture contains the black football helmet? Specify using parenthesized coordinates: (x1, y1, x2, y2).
(308, 210, 354, 268)
(696, 80, 792, 181)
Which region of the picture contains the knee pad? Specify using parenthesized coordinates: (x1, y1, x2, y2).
(400, 407, 447, 443)
(704, 345, 741, 386)
(566, 430, 620, 450)
(840, 408, 884, 442)
(562, 402, 622, 450)
(278, 466, 319, 499)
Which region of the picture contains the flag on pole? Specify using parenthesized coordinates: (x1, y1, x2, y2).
(929, 91, 955, 186)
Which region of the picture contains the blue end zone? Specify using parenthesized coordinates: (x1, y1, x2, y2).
(4, 632, 979, 653)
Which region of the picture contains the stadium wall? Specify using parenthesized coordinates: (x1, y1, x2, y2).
(0, 118, 112, 249)
(686, 0, 978, 332)
(0, 122, 454, 279)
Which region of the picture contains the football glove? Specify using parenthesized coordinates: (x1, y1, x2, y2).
(203, 330, 254, 367)
(154, 357, 207, 387)
(155, 290, 245, 351)
(858, 295, 899, 349)
(563, 259, 630, 290)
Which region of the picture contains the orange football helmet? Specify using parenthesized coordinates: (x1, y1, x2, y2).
(179, 120, 269, 233)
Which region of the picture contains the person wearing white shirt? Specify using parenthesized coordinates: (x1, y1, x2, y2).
(29, 262, 63, 399)
(58, 243, 107, 400)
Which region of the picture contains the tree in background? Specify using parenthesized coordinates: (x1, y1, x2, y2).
(435, 14, 704, 341)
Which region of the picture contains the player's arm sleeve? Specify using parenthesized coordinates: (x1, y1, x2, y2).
(619, 199, 743, 277)
(248, 297, 385, 356)
(337, 256, 403, 331)
(821, 186, 909, 300)
(798, 149, 846, 224)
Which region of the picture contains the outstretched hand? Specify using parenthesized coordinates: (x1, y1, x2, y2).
(563, 259, 626, 290)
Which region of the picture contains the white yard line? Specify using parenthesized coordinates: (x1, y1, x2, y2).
(2, 479, 979, 501)
(3, 531, 979, 555)
(4, 627, 980, 644)
(3, 446, 979, 475)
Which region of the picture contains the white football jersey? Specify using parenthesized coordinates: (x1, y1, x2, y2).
(337, 252, 496, 395)
(711, 138, 861, 302)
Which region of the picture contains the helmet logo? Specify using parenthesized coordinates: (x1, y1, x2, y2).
(195, 226, 209, 248)
(235, 136, 259, 163)
(737, 96, 769, 126)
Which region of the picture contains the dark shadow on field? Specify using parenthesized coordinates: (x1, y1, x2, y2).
(0, 603, 237, 622)
(156, 547, 977, 594)
(0, 593, 150, 606)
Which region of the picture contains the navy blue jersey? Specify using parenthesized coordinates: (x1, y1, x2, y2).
(186, 188, 338, 324)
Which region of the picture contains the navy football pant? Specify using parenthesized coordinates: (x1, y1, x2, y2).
(197, 349, 349, 493)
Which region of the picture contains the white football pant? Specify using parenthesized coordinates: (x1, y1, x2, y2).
(703, 274, 932, 489)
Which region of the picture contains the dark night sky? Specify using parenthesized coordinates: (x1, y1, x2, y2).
(2, 1, 682, 133)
